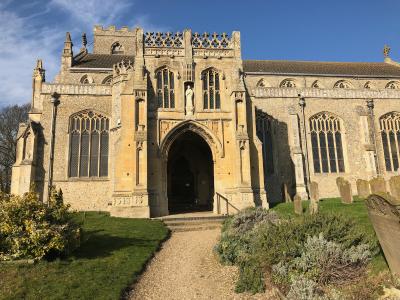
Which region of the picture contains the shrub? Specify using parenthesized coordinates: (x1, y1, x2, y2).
(272, 234, 371, 290)
(214, 207, 279, 265)
(215, 210, 375, 295)
(0, 188, 81, 261)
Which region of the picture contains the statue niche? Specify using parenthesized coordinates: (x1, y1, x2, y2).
(185, 82, 194, 116)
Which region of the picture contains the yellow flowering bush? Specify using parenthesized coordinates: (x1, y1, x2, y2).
(0, 187, 81, 261)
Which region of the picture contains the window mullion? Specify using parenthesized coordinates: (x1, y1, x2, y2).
(332, 128, 339, 173)
(394, 127, 400, 169)
(324, 129, 331, 173)
(88, 128, 92, 177)
(77, 120, 82, 177)
(316, 128, 323, 173)
(387, 129, 394, 171)
(97, 129, 101, 177)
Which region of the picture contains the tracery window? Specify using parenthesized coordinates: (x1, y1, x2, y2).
(280, 79, 296, 88)
(102, 75, 112, 85)
(80, 75, 93, 84)
(385, 81, 400, 89)
(156, 68, 175, 108)
(309, 112, 345, 173)
(69, 111, 109, 178)
(202, 69, 221, 109)
(333, 80, 353, 89)
(256, 110, 274, 176)
(111, 42, 124, 55)
(379, 112, 400, 172)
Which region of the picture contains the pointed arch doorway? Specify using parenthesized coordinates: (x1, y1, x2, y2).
(167, 131, 214, 213)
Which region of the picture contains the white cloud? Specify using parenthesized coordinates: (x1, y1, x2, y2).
(50, 0, 133, 28)
(0, 0, 165, 107)
(0, 8, 62, 107)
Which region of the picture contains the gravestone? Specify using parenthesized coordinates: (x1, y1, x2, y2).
(366, 194, 400, 276)
(336, 177, 353, 204)
(293, 194, 302, 215)
(369, 177, 387, 194)
(356, 179, 370, 198)
(283, 183, 292, 203)
(389, 175, 400, 200)
(309, 181, 319, 214)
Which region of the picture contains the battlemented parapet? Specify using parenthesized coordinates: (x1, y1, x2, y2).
(93, 25, 137, 55)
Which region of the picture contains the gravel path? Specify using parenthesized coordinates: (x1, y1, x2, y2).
(129, 229, 271, 300)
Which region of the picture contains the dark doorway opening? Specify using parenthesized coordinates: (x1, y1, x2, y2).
(167, 131, 214, 213)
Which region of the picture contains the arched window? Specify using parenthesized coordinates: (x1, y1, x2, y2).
(256, 109, 274, 175)
(280, 79, 296, 88)
(256, 79, 266, 88)
(69, 111, 109, 178)
(364, 81, 375, 89)
(333, 80, 353, 89)
(111, 42, 124, 55)
(102, 75, 112, 85)
(156, 68, 175, 108)
(385, 81, 400, 89)
(309, 112, 345, 173)
(379, 112, 400, 172)
(311, 80, 322, 88)
(80, 75, 93, 84)
(202, 69, 220, 109)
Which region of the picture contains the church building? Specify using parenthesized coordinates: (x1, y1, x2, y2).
(11, 25, 400, 217)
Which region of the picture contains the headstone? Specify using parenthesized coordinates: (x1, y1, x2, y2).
(366, 194, 400, 276)
(336, 177, 353, 204)
(309, 181, 319, 214)
(369, 177, 387, 194)
(356, 179, 370, 198)
(389, 175, 400, 200)
(283, 183, 292, 203)
(293, 194, 302, 215)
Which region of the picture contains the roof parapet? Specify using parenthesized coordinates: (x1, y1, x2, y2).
(94, 25, 137, 35)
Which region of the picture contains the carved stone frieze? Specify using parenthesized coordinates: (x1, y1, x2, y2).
(144, 48, 184, 57)
(193, 49, 234, 58)
(112, 194, 146, 207)
(42, 84, 111, 95)
(254, 87, 400, 99)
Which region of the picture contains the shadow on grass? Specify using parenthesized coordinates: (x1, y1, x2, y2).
(72, 230, 160, 260)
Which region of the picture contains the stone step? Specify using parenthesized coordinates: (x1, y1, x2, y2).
(163, 219, 225, 226)
(159, 215, 227, 222)
(167, 224, 222, 232)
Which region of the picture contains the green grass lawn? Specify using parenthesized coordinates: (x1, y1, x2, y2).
(0, 212, 169, 300)
(271, 197, 389, 273)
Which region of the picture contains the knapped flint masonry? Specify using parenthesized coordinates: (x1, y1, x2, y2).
(10, 25, 400, 217)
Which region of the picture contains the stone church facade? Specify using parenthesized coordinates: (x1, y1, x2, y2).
(10, 25, 400, 217)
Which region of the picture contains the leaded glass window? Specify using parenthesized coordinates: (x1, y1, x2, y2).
(69, 111, 109, 178)
(310, 113, 345, 173)
(156, 68, 175, 108)
(202, 69, 221, 109)
(379, 112, 400, 172)
(256, 109, 274, 176)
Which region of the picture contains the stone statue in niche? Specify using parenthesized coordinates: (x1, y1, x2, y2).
(185, 84, 194, 115)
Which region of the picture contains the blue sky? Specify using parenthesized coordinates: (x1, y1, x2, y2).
(0, 0, 399, 107)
